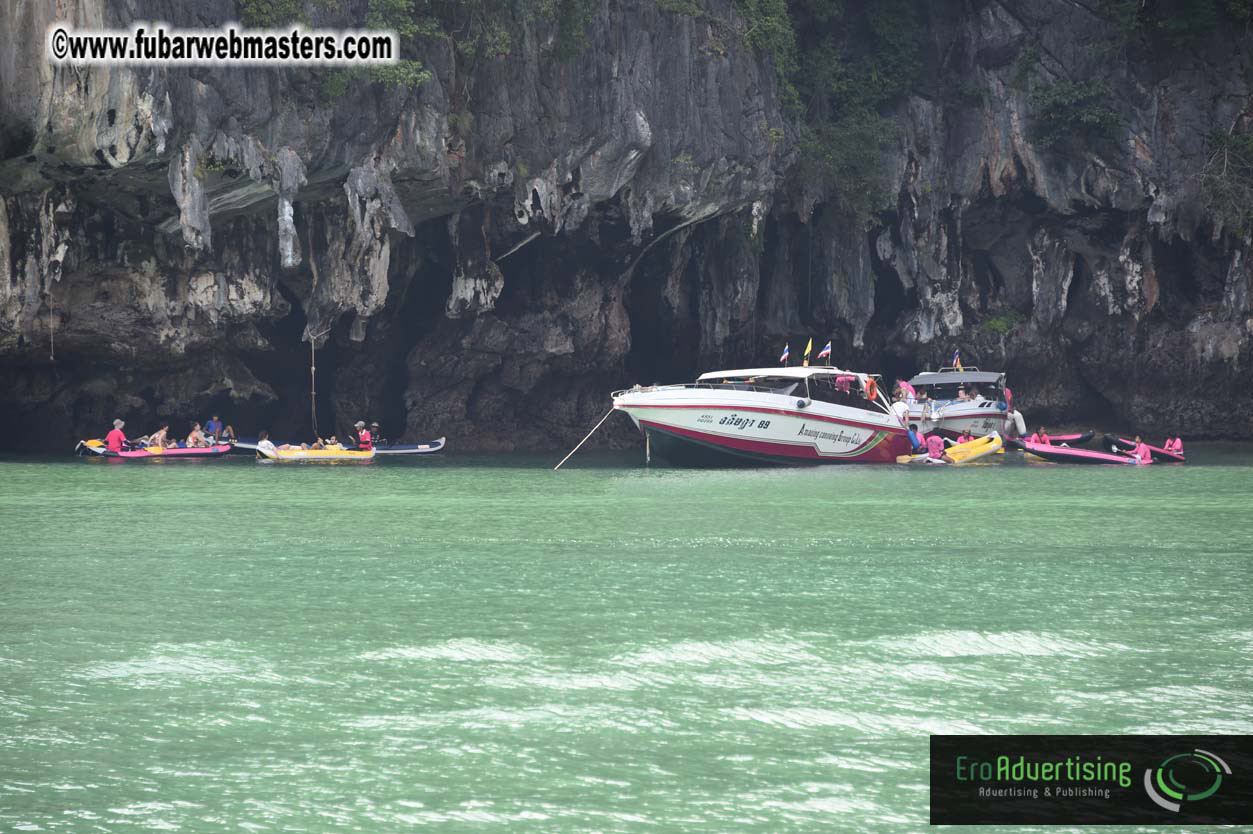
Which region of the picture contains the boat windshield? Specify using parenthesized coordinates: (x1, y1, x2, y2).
(691, 377, 801, 395)
(914, 381, 1003, 405)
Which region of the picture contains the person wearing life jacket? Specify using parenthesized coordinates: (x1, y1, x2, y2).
(1126, 434, 1154, 465)
(105, 419, 129, 453)
(354, 420, 373, 451)
(1164, 435, 1184, 456)
(1028, 427, 1051, 445)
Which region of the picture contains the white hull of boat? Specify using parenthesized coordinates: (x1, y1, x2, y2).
(613, 386, 910, 465)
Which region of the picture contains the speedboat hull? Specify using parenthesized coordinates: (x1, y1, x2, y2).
(614, 387, 910, 466)
(907, 402, 1014, 439)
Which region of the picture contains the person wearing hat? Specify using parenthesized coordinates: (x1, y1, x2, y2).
(105, 419, 129, 453)
(354, 420, 373, 451)
(369, 421, 387, 447)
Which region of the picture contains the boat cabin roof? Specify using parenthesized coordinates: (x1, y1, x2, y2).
(697, 366, 869, 382)
(908, 370, 1003, 386)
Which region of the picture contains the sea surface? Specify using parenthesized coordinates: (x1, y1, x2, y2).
(1, 446, 1251, 832)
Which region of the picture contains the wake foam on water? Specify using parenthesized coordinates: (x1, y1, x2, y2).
(612, 637, 821, 667)
(357, 639, 535, 663)
(864, 630, 1126, 658)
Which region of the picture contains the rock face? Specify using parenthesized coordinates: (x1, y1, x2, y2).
(0, 0, 1251, 450)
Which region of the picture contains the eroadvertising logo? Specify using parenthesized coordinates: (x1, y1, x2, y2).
(1143, 748, 1230, 812)
(930, 735, 1252, 825)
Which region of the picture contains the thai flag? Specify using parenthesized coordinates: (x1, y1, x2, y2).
(816, 340, 832, 361)
(952, 348, 963, 370)
(779, 343, 790, 364)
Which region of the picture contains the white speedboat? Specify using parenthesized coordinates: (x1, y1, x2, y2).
(612, 366, 911, 466)
(902, 367, 1025, 439)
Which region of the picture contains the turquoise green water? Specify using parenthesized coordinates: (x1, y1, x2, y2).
(1, 449, 1251, 832)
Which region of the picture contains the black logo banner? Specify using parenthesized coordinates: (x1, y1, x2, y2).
(930, 735, 1253, 825)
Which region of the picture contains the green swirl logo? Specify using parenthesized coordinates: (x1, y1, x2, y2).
(1144, 749, 1231, 812)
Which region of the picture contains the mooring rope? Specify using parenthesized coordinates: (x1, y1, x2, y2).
(553, 407, 615, 471)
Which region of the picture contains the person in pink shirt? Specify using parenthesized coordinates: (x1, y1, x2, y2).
(1028, 427, 1051, 445)
(1164, 435, 1184, 455)
(105, 419, 128, 452)
(1126, 434, 1154, 464)
(925, 433, 954, 463)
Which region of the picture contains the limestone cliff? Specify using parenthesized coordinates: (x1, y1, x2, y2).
(0, 0, 1250, 449)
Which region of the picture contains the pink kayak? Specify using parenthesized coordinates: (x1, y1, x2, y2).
(1008, 438, 1143, 464)
(1045, 431, 1094, 446)
(76, 440, 232, 459)
(1103, 435, 1185, 463)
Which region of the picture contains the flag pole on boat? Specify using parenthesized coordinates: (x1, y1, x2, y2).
(554, 407, 616, 470)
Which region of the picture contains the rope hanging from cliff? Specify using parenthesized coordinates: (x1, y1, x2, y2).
(553, 407, 616, 471)
(47, 284, 55, 363)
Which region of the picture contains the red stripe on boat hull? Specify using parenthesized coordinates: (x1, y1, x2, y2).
(640, 421, 907, 464)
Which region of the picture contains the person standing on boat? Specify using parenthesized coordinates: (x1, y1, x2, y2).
(891, 395, 910, 426)
(354, 420, 373, 451)
(105, 419, 129, 453)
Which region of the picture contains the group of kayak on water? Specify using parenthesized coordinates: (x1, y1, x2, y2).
(1024, 428, 1183, 464)
(102, 416, 385, 453)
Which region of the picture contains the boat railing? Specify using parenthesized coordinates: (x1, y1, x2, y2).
(612, 381, 795, 398)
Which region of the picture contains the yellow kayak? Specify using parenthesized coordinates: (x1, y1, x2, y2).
(946, 432, 1003, 465)
(256, 446, 375, 462)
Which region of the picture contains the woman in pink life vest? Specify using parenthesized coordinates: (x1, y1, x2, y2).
(1126, 434, 1154, 464)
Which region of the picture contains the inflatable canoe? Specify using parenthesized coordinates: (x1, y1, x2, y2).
(372, 437, 446, 456)
(1045, 431, 1094, 447)
(1008, 438, 1143, 464)
(895, 452, 946, 464)
(947, 432, 1003, 464)
(256, 445, 375, 462)
(1103, 435, 1184, 463)
(76, 439, 232, 459)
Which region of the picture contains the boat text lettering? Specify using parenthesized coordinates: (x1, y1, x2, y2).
(718, 414, 769, 430)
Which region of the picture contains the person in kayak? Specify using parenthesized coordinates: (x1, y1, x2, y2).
(925, 432, 954, 463)
(204, 414, 223, 439)
(186, 422, 209, 448)
(105, 419, 129, 452)
(956, 428, 975, 445)
(354, 420, 373, 451)
(1028, 427, 1051, 445)
(1164, 435, 1184, 455)
(256, 430, 277, 456)
(907, 423, 926, 454)
(369, 421, 387, 446)
(1125, 434, 1154, 464)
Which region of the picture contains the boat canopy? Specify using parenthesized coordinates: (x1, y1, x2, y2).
(908, 370, 1003, 386)
(697, 366, 870, 382)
